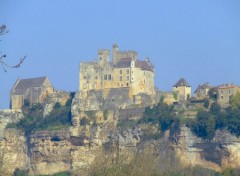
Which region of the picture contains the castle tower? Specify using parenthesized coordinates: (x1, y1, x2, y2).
(112, 44, 119, 65)
(98, 49, 110, 66)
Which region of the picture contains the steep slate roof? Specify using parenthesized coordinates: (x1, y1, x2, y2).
(135, 60, 153, 72)
(173, 78, 191, 87)
(115, 58, 154, 72)
(12, 77, 48, 95)
(194, 83, 211, 93)
(115, 58, 131, 68)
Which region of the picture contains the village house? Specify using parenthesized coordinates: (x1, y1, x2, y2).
(194, 82, 212, 99)
(10, 77, 54, 110)
(217, 83, 240, 108)
(173, 78, 191, 102)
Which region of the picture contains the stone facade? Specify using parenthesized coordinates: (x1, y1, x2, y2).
(194, 82, 212, 99)
(79, 44, 155, 102)
(173, 78, 191, 102)
(10, 77, 54, 110)
(217, 84, 240, 108)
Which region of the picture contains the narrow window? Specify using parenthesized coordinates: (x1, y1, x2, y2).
(104, 75, 107, 80)
(108, 74, 112, 80)
(120, 76, 122, 81)
(126, 69, 129, 74)
(127, 76, 129, 81)
(120, 70, 122, 74)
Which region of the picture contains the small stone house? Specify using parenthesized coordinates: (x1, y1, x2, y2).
(217, 84, 240, 108)
(173, 78, 191, 102)
(10, 77, 54, 110)
(194, 82, 212, 99)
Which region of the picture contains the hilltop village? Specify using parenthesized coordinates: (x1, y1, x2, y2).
(10, 44, 240, 111)
(1, 44, 240, 175)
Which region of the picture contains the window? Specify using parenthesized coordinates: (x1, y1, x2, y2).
(95, 76, 98, 80)
(126, 69, 129, 74)
(83, 76, 87, 79)
(108, 74, 112, 80)
(127, 83, 129, 86)
(127, 76, 129, 80)
(221, 96, 223, 99)
(120, 70, 122, 74)
(120, 76, 122, 81)
(104, 75, 107, 80)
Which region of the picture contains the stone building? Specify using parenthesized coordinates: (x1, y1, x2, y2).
(194, 82, 212, 99)
(217, 84, 240, 108)
(10, 77, 54, 110)
(173, 78, 191, 102)
(79, 44, 155, 103)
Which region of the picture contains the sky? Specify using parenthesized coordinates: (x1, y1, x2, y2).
(0, 0, 240, 109)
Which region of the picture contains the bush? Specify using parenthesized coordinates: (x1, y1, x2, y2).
(13, 168, 28, 176)
(6, 122, 18, 129)
(103, 110, 109, 120)
(17, 102, 72, 135)
(80, 117, 90, 126)
(142, 98, 179, 133)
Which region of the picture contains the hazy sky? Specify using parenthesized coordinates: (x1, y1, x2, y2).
(0, 0, 240, 109)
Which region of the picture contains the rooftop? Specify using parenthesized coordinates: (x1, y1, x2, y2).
(173, 78, 191, 87)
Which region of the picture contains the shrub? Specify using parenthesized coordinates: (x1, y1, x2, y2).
(103, 110, 109, 120)
(13, 168, 28, 176)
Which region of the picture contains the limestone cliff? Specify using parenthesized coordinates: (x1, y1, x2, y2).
(174, 127, 240, 171)
(1, 107, 240, 175)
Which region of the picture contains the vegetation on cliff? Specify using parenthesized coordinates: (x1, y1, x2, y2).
(7, 98, 73, 135)
(188, 93, 240, 139)
(141, 97, 179, 133)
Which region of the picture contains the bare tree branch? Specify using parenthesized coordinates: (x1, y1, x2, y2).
(0, 25, 25, 72)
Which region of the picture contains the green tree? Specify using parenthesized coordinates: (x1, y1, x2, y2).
(229, 92, 240, 109)
(190, 111, 216, 139)
(210, 102, 221, 115)
(208, 87, 218, 101)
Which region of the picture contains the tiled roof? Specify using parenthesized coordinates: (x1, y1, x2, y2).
(173, 78, 191, 87)
(217, 84, 238, 89)
(12, 77, 47, 95)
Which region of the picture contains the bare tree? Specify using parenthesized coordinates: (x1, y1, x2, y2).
(0, 24, 26, 72)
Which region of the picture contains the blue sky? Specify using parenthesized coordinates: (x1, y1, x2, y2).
(0, 0, 240, 109)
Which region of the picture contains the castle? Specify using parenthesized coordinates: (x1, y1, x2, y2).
(79, 44, 155, 102)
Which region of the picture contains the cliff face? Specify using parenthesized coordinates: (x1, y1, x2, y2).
(175, 127, 240, 171)
(0, 110, 28, 176)
(0, 129, 29, 176)
(1, 107, 240, 175)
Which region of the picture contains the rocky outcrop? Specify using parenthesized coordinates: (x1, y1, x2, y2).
(0, 110, 23, 140)
(174, 127, 240, 171)
(29, 130, 72, 175)
(0, 129, 29, 176)
(43, 91, 70, 117)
